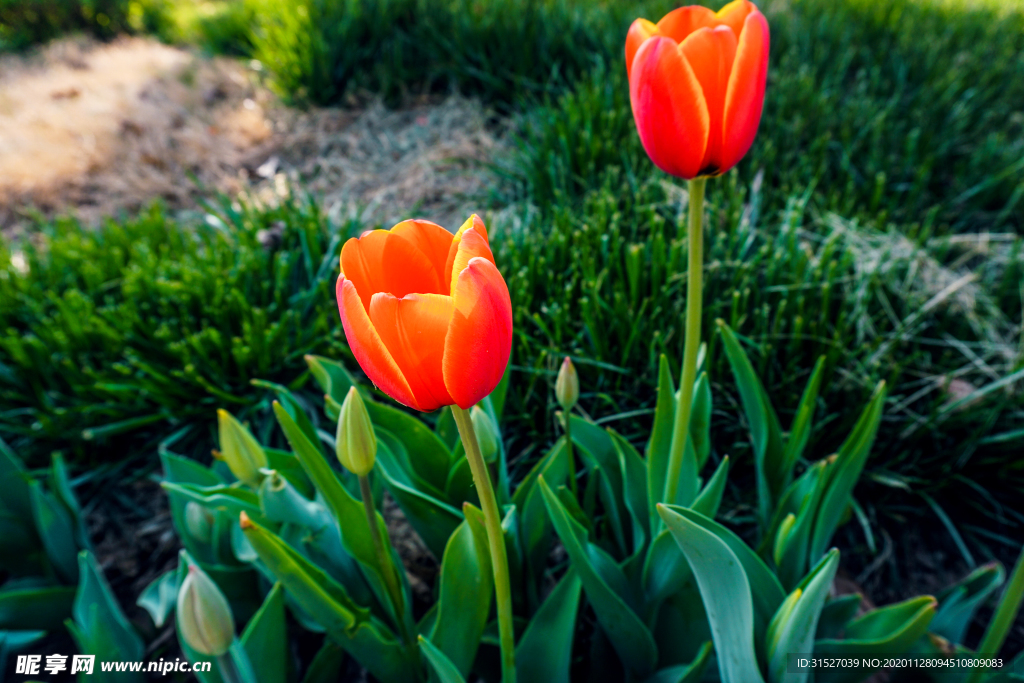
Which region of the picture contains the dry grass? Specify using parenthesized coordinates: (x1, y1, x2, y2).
(0, 36, 502, 237)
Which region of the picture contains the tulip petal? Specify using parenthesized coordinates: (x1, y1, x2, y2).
(654, 5, 718, 44)
(720, 9, 770, 173)
(625, 18, 659, 80)
(340, 229, 445, 309)
(715, 0, 755, 38)
(444, 214, 490, 285)
(336, 276, 419, 410)
(447, 227, 496, 296)
(680, 25, 738, 174)
(629, 36, 710, 180)
(390, 219, 454, 284)
(369, 292, 455, 411)
(443, 258, 513, 410)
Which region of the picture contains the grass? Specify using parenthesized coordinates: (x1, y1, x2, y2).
(0, 197, 354, 463)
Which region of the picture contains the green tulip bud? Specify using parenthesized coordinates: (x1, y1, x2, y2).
(470, 405, 500, 465)
(555, 357, 579, 412)
(184, 502, 213, 544)
(177, 565, 235, 656)
(216, 409, 268, 488)
(336, 387, 376, 476)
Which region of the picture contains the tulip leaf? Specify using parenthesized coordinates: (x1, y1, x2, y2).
(0, 585, 76, 631)
(48, 453, 88, 550)
(512, 439, 570, 599)
(646, 354, 676, 524)
(643, 641, 713, 683)
(816, 594, 863, 640)
(444, 456, 477, 507)
(241, 583, 288, 683)
(419, 635, 467, 683)
(241, 516, 417, 683)
(660, 504, 785, 644)
(691, 456, 730, 520)
(539, 476, 658, 677)
(305, 354, 358, 406)
(781, 357, 826, 476)
(264, 447, 315, 499)
(364, 399, 451, 493)
(161, 482, 266, 524)
(690, 372, 712, 471)
(719, 322, 785, 527)
(29, 482, 79, 584)
(69, 551, 145, 680)
(515, 569, 582, 683)
(569, 419, 628, 555)
(772, 459, 830, 590)
(813, 596, 937, 683)
(808, 381, 886, 563)
(931, 562, 1005, 645)
(376, 442, 463, 559)
(299, 640, 346, 683)
(434, 406, 459, 449)
(610, 429, 649, 557)
(430, 504, 492, 678)
(766, 549, 840, 683)
(642, 529, 691, 606)
(137, 569, 179, 628)
(273, 402, 396, 612)
(657, 504, 767, 683)
(253, 379, 321, 448)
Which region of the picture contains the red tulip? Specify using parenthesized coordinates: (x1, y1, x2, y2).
(625, 0, 769, 179)
(336, 215, 512, 412)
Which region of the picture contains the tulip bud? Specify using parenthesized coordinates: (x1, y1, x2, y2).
(470, 405, 500, 465)
(177, 565, 235, 656)
(555, 357, 579, 412)
(336, 387, 376, 476)
(216, 409, 268, 488)
(184, 502, 213, 544)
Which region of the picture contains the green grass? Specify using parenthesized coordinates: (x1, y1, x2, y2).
(0, 198, 353, 463)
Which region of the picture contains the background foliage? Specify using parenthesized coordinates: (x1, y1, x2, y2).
(0, 0, 1022, 566)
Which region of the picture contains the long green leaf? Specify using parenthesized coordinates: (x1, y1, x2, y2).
(515, 570, 582, 683)
(658, 504, 765, 683)
(29, 483, 79, 584)
(719, 323, 785, 527)
(419, 635, 467, 683)
(0, 436, 33, 520)
(643, 642, 713, 683)
(137, 569, 179, 628)
(781, 357, 825, 477)
(814, 596, 937, 683)
(808, 382, 886, 562)
(539, 476, 658, 677)
(364, 400, 452, 493)
(430, 504, 492, 679)
(932, 562, 1005, 645)
(646, 354, 676, 526)
(241, 583, 288, 683)
(692, 456, 730, 519)
(766, 549, 839, 683)
(0, 585, 76, 631)
(241, 516, 417, 683)
(299, 640, 346, 683)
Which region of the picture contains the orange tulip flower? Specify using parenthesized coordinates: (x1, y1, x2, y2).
(625, 0, 769, 179)
(336, 215, 512, 412)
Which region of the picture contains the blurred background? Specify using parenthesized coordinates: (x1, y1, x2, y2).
(0, 0, 1022, 676)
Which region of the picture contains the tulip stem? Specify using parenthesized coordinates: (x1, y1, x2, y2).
(662, 176, 706, 511)
(358, 473, 410, 646)
(216, 654, 243, 683)
(452, 405, 516, 683)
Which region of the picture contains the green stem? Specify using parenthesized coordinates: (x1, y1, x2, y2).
(452, 405, 516, 683)
(359, 473, 411, 646)
(967, 545, 1024, 683)
(661, 177, 706, 509)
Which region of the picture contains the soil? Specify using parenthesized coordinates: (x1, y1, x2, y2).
(0, 36, 501, 239)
